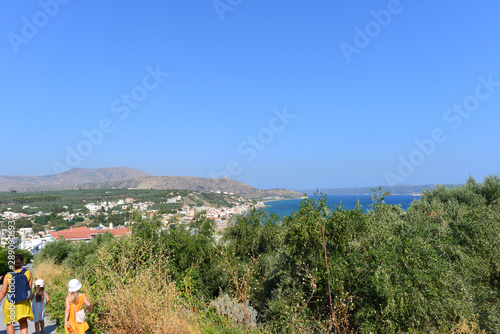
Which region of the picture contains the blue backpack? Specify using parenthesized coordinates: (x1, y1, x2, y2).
(6, 269, 31, 304)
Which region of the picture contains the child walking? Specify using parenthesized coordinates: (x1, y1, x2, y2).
(30, 279, 50, 334)
(65, 279, 91, 334)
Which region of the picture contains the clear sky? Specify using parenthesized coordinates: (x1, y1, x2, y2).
(1, 0, 499, 189)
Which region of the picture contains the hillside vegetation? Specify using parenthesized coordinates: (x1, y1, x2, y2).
(31, 175, 500, 333)
(0, 167, 303, 199)
(0, 188, 237, 213)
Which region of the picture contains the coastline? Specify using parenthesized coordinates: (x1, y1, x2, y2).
(262, 194, 420, 217)
(263, 196, 307, 203)
(261, 196, 308, 208)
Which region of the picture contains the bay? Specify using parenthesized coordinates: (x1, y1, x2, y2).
(262, 195, 420, 217)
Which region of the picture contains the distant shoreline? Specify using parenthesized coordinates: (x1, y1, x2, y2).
(261, 197, 307, 209)
(262, 194, 420, 208)
(262, 194, 420, 216)
(263, 197, 307, 203)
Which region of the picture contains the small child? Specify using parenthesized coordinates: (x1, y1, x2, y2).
(30, 278, 50, 334)
(65, 279, 91, 334)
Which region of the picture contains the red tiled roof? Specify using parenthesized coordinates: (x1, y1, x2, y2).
(50, 226, 131, 241)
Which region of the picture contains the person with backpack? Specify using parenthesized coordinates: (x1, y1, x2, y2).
(0, 254, 34, 334)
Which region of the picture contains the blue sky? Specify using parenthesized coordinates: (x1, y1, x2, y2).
(1, 0, 499, 189)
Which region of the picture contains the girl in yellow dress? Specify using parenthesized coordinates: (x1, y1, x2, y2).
(0, 254, 34, 334)
(65, 279, 91, 334)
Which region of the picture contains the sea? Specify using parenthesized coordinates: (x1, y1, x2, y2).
(262, 194, 420, 217)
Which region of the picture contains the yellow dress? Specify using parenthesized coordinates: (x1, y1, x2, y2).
(65, 294, 89, 334)
(3, 269, 34, 325)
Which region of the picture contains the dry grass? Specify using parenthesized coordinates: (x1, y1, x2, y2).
(32, 258, 71, 286)
(89, 238, 199, 334)
(450, 321, 486, 334)
(34, 238, 201, 334)
(32, 259, 73, 332)
(33, 237, 266, 333)
(327, 292, 356, 334)
(97, 266, 197, 334)
(31, 258, 72, 305)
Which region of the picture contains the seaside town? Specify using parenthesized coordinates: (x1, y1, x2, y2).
(0, 193, 265, 256)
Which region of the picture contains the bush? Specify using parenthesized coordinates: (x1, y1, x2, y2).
(35, 239, 71, 265)
(89, 252, 196, 334)
(0, 248, 34, 276)
(211, 294, 259, 328)
(30, 175, 500, 333)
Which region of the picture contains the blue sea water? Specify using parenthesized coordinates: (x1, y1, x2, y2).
(262, 195, 420, 217)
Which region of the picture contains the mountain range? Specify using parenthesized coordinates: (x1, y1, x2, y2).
(0, 167, 302, 199)
(293, 184, 461, 196)
(0, 167, 461, 197)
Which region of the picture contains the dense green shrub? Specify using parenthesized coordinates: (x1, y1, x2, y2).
(258, 176, 500, 332)
(34, 239, 71, 265)
(421, 174, 500, 206)
(0, 249, 33, 276)
(31, 175, 500, 333)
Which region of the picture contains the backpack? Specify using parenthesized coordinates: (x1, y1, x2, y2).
(6, 269, 31, 304)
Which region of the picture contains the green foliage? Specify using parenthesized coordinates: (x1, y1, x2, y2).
(0, 249, 34, 276)
(50, 204, 67, 214)
(107, 213, 125, 226)
(0, 188, 237, 214)
(20, 249, 34, 264)
(65, 233, 114, 268)
(221, 209, 283, 312)
(159, 227, 224, 298)
(197, 192, 235, 208)
(10, 195, 60, 204)
(34, 215, 51, 225)
(421, 174, 500, 207)
(44, 282, 68, 329)
(150, 202, 182, 213)
(190, 211, 216, 236)
(35, 239, 71, 265)
(189, 195, 205, 207)
(260, 176, 500, 332)
(15, 217, 33, 228)
(0, 249, 12, 275)
(29, 175, 500, 333)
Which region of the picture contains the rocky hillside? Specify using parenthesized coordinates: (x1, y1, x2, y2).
(77, 176, 302, 199)
(0, 167, 151, 192)
(0, 168, 302, 199)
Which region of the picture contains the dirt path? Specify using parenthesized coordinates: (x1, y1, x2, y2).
(0, 264, 59, 334)
(0, 295, 58, 334)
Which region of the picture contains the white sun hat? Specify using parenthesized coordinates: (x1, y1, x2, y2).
(68, 279, 82, 292)
(35, 279, 44, 287)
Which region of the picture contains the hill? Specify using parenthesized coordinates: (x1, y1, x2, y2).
(0, 168, 302, 199)
(0, 167, 151, 192)
(77, 175, 280, 199)
(293, 184, 462, 196)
